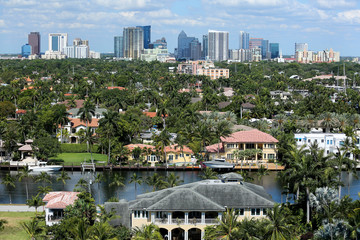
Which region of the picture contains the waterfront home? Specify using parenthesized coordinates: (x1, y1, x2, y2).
(43, 191, 80, 226)
(206, 129, 278, 164)
(295, 133, 358, 159)
(105, 172, 274, 240)
(124, 143, 194, 166)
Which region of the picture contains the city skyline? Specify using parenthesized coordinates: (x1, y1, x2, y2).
(1, 0, 360, 56)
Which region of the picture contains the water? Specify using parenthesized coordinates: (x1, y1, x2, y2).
(0, 170, 359, 204)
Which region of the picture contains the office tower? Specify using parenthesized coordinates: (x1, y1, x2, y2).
(28, 32, 40, 55)
(202, 34, 208, 59)
(270, 43, 279, 58)
(177, 30, 195, 60)
(114, 36, 124, 58)
(208, 30, 229, 61)
(21, 44, 31, 58)
(48, 33, 68, 53)
(73, 38, 88, 46)
(239, 31, 249, 49)
(136, 25, 151, 49)
(295, 43, 308, 53)
(149, 37, 167, 49)
(190, 38, 201, 60)
(123, 27, 144, 59)
(261, 39, 269, 59)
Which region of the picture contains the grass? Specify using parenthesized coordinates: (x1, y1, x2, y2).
(50, 153, 108, 165)
(0, 212, 39, 240)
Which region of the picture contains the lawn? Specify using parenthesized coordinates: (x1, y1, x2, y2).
(0, 212, 39, 240)
(50, 153, 108, 165)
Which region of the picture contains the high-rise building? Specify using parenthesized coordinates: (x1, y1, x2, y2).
(261, 39, 269, 59)
(249, 38, 262, 49)
(21, 44, 31, 58)
(64, 45, 89, 58)
(295, 43, 308, 54)
(177, 30, 195, 60)
(48, 33, 68, 54)
(73, 38, 88, 46)
(202, 34, 208, 59)
(28, 32, 40, 55)
(239, 31, 249, 49)
(123, 27, 144, 59)
(149, 37, 167, 49)
(269, 43, 279, 59)
(208, 30, 229, 61)
(136, 25, 151, 49)
(190, 38, 201, 60)
(114, 36, 124, 58)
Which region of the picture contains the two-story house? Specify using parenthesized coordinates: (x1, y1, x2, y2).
(105, 173, 274, 240)
(206, 129, 278, 164)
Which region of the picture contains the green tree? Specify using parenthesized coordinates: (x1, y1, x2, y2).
(21, 218, 44, 240)
(109, 173, 125, 199)
(56, 170, 71, 190)
(78, 99, 95, 152)
(1, 173, 16, 204)
(263, 204, 294, 240)
(0, 219, 8, 231)
(17, 166, 32, 200)
(99, 111, 119, 164)
(145, 173, 166, 191)
(132, 223, 163, 240)
(200, 168, 218, 180)
(33, 136, 61, 160)
(153, 130, 171, 166)
(165, 172, 183, 188)
(26, 194, 44, 216)
(129, 173, 143, 198)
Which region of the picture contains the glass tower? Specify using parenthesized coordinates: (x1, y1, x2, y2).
(114, 36, 124, 58)
(239, 31, 249, 49)
(123, 27, 144, 59)
(269, 43, 279, 59)
(28, 32, 40, 55)
(136, 26, 151, 49)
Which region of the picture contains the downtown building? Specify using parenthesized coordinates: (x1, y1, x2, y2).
(28, 32, 40, 56)
(295, 48, 340, 63)
(177, 31, 202, 60)
(208, 30, 229, 61)
(114, 36, 124, 58)
(239, 31, 249, 49)
(42, 33, 68, 59)
(123, 27, 144, 59)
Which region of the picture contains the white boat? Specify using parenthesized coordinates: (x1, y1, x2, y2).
(203, 159, 234, 169)
(28, 162, 63, 172)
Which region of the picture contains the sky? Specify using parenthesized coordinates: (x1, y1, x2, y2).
(1, 0, 360, 56)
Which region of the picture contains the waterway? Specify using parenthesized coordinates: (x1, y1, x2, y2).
(0, 170, 359, 204)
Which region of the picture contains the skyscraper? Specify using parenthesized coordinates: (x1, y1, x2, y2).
(269, 43, 279, 59)
(177, 30, 195, 60)
(114, 36, 124, 58)
(21, 44, 31, 58)
(239, 31, 249, 49)
(48, 33, 68, 54)
(208, 30, 229, 61)
(295, 43, 308, 54)
(202, 34, 208, 59)
(136, 26, 151, 49)
(190, 38, 201, 60)
(123, 27, 144, 59)
(28, 32, 40, 55)
(261, 39, 269, 59)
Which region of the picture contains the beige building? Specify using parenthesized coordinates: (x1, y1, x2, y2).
(196, 68, 229, 80)
(206, 129, 278, 164)
(106, 173, 274, 240)
(177, 60, 229, 80)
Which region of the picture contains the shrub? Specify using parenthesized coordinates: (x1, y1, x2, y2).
(61, 144, 99, 153)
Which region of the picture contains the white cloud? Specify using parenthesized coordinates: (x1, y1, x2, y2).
(207, 0, 287, 7)
(93, 0, 150, 10)
(336, 10, 360, 24)
(316, 0, 356, 9)
(0, 20, 5, 27)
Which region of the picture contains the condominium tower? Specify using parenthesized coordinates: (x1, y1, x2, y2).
(123, 27, 144, 59)
(114, 36, 124, 58)
(239, 31, 249, 49)
(208, 30, 229, 61)
(28, 32, 40, 55)
(136, 26, 151, 49)
(48, 33, 68, 54)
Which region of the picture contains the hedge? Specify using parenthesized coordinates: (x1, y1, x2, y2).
(61, 143, 99, 153)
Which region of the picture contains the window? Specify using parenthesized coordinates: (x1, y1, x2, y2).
(327, 150, 329, 154)
(263, 209, 267, 216)
(134, 211, 141, 218)
(179, 154, 184, 158)
(340, 141, 344, 146)
(330, 140, 333, 145)
(186, 154, 189, 157)
(251, 208, 261, 216)
(246, 143, 255, 149)
(168, 155, 174, 161)
(227, 144, 235, 149)
(321, 139, 324, 143)
(175, 155, 178, 160)
(308, 139, 311, 143)
(227, 154, 234, 160)
(142, 211, 148, 218)
(268, 144, 275, 148)
(236, 209, 244, 216)
(268, 154, 275, 160)
(263, 154, 266, 159)
(327, 140, 329, 144)
(156, 212, 167, 219)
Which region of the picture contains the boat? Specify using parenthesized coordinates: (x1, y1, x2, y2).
(203, 159, 234, 170)
(28, 162, 63, 172)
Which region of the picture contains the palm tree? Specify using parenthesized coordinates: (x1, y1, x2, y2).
(145, 173, 166, 192)
(37, 186, 52, 196)
(26, 194, 44, 216)
(129, 173, 143, 198)
(75, 178, 88, 192)
(17, 166, 32, 200)
(99, 111, 119, 164)
(175, 133, 188, 163)
(69, 218, 93, 240)
(1, 173, 16, 204)
(200, 168, 218, 180)
(56, 170, 71, 190)
(236, 218, 262, 240)
(109, 173, 125, 199)
(236, 170, 254, 182)
(132, 223, 163, 240)
(153, 130, 171, 166)
(213, 120, 232, 157)
(80, 128, 96, 161)
(78, 99, 95, 152)
(92, 222, 117, 240)
(21, 218, 44, 240)
(56, 106, 69, 143)
(302, 114, 317, 132)
(35, 172, 52, 187)
(320, 112, 336, 133)
(263, 204, 293, 240)
(157, 98, 171, 129)
(165, 172, 183, 188)
(0, 219, 7, 231)
(211, 208, 240, 240)
(257, 165, 269, 185)
(94, 173, 104, 204)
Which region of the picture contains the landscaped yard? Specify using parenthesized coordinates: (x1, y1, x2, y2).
(50, 153, 108, 165)
(0, 212, 39, 240)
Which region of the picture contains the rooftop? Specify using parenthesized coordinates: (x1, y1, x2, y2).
(43, 191, 80, 209)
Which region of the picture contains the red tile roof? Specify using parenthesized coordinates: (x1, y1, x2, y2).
(206, 143, 224, 153)
(125, 144, 155, 151)
(221, 129, 278, 143)
(16, 109, 27, 114)
(143, 112, 167, 118)
(59, 99, 84, 109)
(70, 118, 99, 128)
(43, 192, 80, 209)
(107, 86, 126, 90)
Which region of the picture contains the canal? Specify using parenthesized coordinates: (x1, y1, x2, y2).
(0, 170, 359, 204)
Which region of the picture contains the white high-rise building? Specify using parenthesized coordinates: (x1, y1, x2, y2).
(64, 45, 89, 58)
(123, 27, 144, 59)
(208, 30, 229, 61)
(48, 33, 68, 54)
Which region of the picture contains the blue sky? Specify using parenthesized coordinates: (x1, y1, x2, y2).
(1, 0, 360, 56)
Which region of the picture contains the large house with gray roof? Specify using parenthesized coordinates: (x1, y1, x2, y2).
(105, 173, 274, 240)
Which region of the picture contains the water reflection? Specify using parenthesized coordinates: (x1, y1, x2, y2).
(0, 170, 358, 204)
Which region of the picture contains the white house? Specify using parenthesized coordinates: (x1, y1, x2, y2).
(294, 133, 358, 159)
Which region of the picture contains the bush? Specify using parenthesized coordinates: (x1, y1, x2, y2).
(61, 144, 99, 153)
